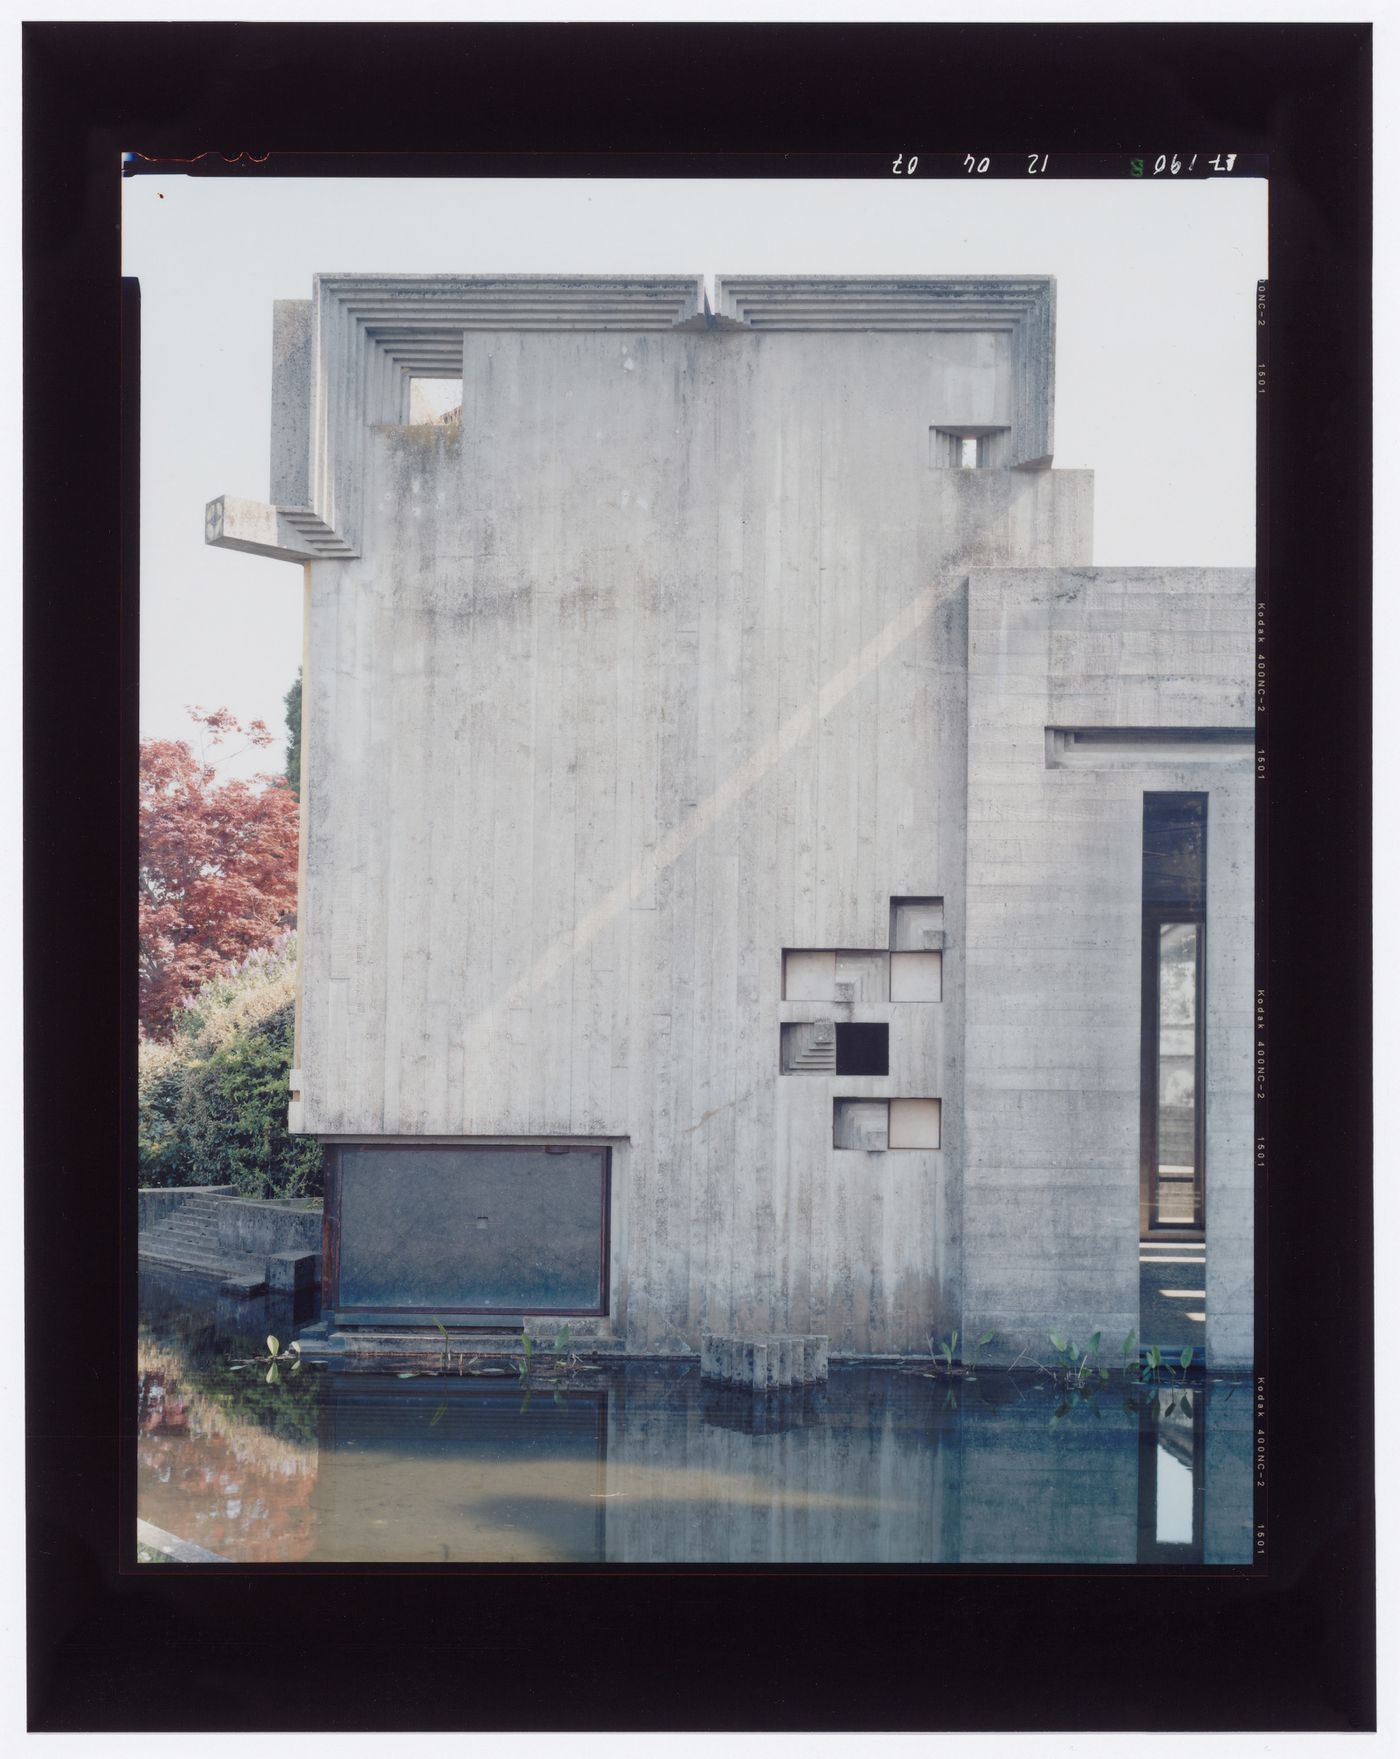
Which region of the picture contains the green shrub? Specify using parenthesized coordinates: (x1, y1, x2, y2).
(138, 937, 323, 1199)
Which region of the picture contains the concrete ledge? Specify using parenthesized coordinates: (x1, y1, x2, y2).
(218, 1273, 267, 1298)
(136, 1518, 231, 1564)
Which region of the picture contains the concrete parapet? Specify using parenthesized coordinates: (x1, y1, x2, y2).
(216, 1198, 322, 1261)
(700, 1333, 830, 1390)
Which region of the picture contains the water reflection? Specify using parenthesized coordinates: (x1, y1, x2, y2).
(138, 1271, 1254, 1566)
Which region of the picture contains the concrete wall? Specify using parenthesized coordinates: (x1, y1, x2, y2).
(962, 567, 1254, 1368)
(297, 322, 1090, 1355)
(211, 275, 1254, 1367)
(214, 1197, 323, 1261)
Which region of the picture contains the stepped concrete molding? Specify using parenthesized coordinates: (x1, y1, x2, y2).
(208, 275, 709, 563)
(206, 273, 1054, 564)
(711, 276, 1055, 468)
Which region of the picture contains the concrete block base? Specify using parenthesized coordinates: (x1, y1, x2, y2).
(218, 1274, 267, 1298)
(267, 1249, 320, 1292)
(700, 1333, 829, 1390)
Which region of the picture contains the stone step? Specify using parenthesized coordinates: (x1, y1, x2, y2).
(138, 1237, 230, 1263)
(153, 1227, 222, 1247)
(138, 1242, 254, 1278)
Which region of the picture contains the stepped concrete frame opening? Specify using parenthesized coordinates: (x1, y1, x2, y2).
(206, 273, 1254, 1370)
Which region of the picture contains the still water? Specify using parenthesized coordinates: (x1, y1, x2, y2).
(138, 1269, 1255, 1566)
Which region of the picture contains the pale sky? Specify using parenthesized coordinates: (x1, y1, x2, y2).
(122, 173, 1266, 778)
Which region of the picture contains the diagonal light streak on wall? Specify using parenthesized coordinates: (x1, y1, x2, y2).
(468, 579, 942, 1036)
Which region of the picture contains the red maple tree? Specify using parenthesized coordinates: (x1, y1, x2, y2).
(139, 707, 300, 1038)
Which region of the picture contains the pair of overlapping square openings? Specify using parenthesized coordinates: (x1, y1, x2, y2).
(780, 898, 944, 1004)
(833, 1098, 942, 1151)
(780, 1021, 889, 1076)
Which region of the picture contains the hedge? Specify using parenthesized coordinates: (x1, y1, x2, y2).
(138, 936, 323, 1200)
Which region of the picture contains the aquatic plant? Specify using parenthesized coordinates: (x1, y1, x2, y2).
(965, 1331, 995, 1377)
(227, 1333, 303, 1385)
(1047, 1330, 1109, 1390)
(1140, 1342, 1195, 1385)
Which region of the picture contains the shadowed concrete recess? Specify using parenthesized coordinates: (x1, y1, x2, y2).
(206, 274, 1253, 1369)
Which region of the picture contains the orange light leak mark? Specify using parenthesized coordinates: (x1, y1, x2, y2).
(128, 150, 272, 166)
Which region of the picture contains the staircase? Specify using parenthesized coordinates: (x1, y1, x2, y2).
(138, 1191, 265, 1284)
(781, 1020, 837, 1073)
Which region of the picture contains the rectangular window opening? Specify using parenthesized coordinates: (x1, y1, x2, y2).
(930, 427, 1009, 468)
(1140, 794, 1207, 1255)
(782, 949, 889, 1003)
(327, 1143, 610, 1320)
(780, 1022, 890, 1075)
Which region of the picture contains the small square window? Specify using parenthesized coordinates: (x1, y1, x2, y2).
(890, 951, 942, 1002)
(890, 896, 945, 951)
(835, 1023, 889, 1076)
(409, 377, 463, 425)
(833, 1099, 889, 1152)
(889, 1098, 942, 1150)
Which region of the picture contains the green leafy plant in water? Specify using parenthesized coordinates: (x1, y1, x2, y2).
(228, 1333, 302, 1385)
(936, 1330, 959, 1372)
(518, 1332, 534, 1381)
(965, 1331, 995, 1378)
(1140, 1342, 1195, 1385)
(1046, 1330, 1105, 1390)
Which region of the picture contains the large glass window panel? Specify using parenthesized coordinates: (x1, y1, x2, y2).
(335, 1146, 609, 1314)
(1143, 793, 1207, 909)
(1156, 922, 1200, 1226)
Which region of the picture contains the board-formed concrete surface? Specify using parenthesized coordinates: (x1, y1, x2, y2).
(207, 274, 1253, 1368)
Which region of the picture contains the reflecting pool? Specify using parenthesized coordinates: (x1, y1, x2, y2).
(137, 1269, 1255, 1566)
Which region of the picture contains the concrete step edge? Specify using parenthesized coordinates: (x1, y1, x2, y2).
(139, 1247, 256, 1274)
